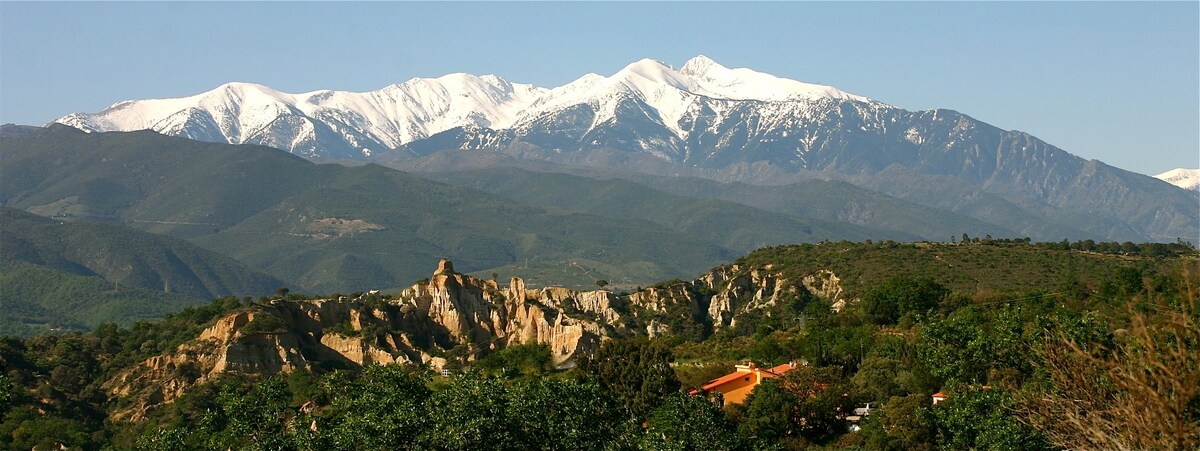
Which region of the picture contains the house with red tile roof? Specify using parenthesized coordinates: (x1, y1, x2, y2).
(931, 391, 949, 404)
(690, 361, 798, 405)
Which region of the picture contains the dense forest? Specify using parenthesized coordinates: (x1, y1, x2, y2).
(1, 240, 1197, 449)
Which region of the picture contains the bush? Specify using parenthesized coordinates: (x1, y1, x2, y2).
(241, 312, 287, 335)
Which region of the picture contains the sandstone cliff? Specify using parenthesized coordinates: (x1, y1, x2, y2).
(106, 259, 848, 420)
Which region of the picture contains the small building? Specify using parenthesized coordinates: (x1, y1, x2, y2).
(931, 391, 948, 405)
(691, 361, 797, 405)
(932, 385, 990, 405)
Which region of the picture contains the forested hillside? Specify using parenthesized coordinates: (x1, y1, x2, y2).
(2, 241, 1196, 449)
(0, 208, 284, 336)
(0, 127, 736, 291)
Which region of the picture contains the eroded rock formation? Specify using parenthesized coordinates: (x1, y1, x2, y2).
(105, 258, 846, 420)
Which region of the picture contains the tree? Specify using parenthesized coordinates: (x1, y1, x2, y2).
(918, 305, 1037, 386)
(776, 365, 855, 442)
(928, 387, 1047, 450)
(860, 276, 948, 325)
(800, 304, 874, 371)
(508, 378, 636, 450)
(642, 392, 744, 451)
(240, 312, 288, 335)
(595, 279, 609, 288)
(858, 394, 936, 451)
(322, 365, 431, 449)
(850, 356, 905, 403)
(577, 337, 681, 418)
(476, 343, 553, 379)
(916, 307, 990, 385)
(738, 379, 800, 442)
(167, 376, 300, 451)
(422, 374, 518, 449)
(748, 337, 788, 367)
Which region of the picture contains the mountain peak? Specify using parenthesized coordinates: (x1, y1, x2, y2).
(680, 55, 727, 76)
(1154, 168, 1200, 190)
(53, 55, 876, 157)
(614, 58, 691, 90)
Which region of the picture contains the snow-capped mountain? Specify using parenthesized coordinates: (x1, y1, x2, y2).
(57, 74, 547, 158)
(1154, 168, 1200, 191)
(54, 56, 868, 159)
(51, 56, 1199, 243)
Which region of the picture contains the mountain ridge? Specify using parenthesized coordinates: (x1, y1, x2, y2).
(45, 57, 1200, 243)
(53, 56, 872, 160)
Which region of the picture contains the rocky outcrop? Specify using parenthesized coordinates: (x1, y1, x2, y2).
(105, 259, 847, 420)
(106, 259, 624, 419)
(802, 270, 854, 311)
(626, 264, 819, 334)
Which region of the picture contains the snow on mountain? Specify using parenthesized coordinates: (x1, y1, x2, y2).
(1154, 168, 1200, 190)
(518, 58, 702, 139)
(53, 56, 872, 159)
(680, 55, 869, 103)
(57, 74, 546, 157)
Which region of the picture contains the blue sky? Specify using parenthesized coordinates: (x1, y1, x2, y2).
(1, 2, 1196, 176)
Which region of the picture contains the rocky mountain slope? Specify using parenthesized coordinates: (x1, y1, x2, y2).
(417, 99, 1197, 243)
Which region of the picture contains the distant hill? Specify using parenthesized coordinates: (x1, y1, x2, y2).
(0, 123, 44, 137)
(1, 207, 285, 335)
(430, 167, 919, 252)
(0, 126, 734, 291)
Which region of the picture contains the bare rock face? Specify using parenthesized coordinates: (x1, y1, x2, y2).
(105, 259, 848, 420)
(625, 264, 820, 334)
(319, 333, 411, 366)
(802, 270, 845, 302)
(107, 260, 623, 419)
(802, 269, 855, 312)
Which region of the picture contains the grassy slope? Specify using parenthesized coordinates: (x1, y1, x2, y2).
(430, 167, 918, 253)
(735, 241, 1193, 297)
(389, 150, 1051, 242)
(620, 173, 1049, 241)
(193, 165, 733, 291)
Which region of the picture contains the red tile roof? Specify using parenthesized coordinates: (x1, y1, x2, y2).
(700, 370, 754, 391)
(767, 362, 797, 375)
(697, 361, 798, 392)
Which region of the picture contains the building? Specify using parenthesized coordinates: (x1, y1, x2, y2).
(931, 391, 948, 404)
(932, 385, 990, 405)
(691, 361, 798, 405)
